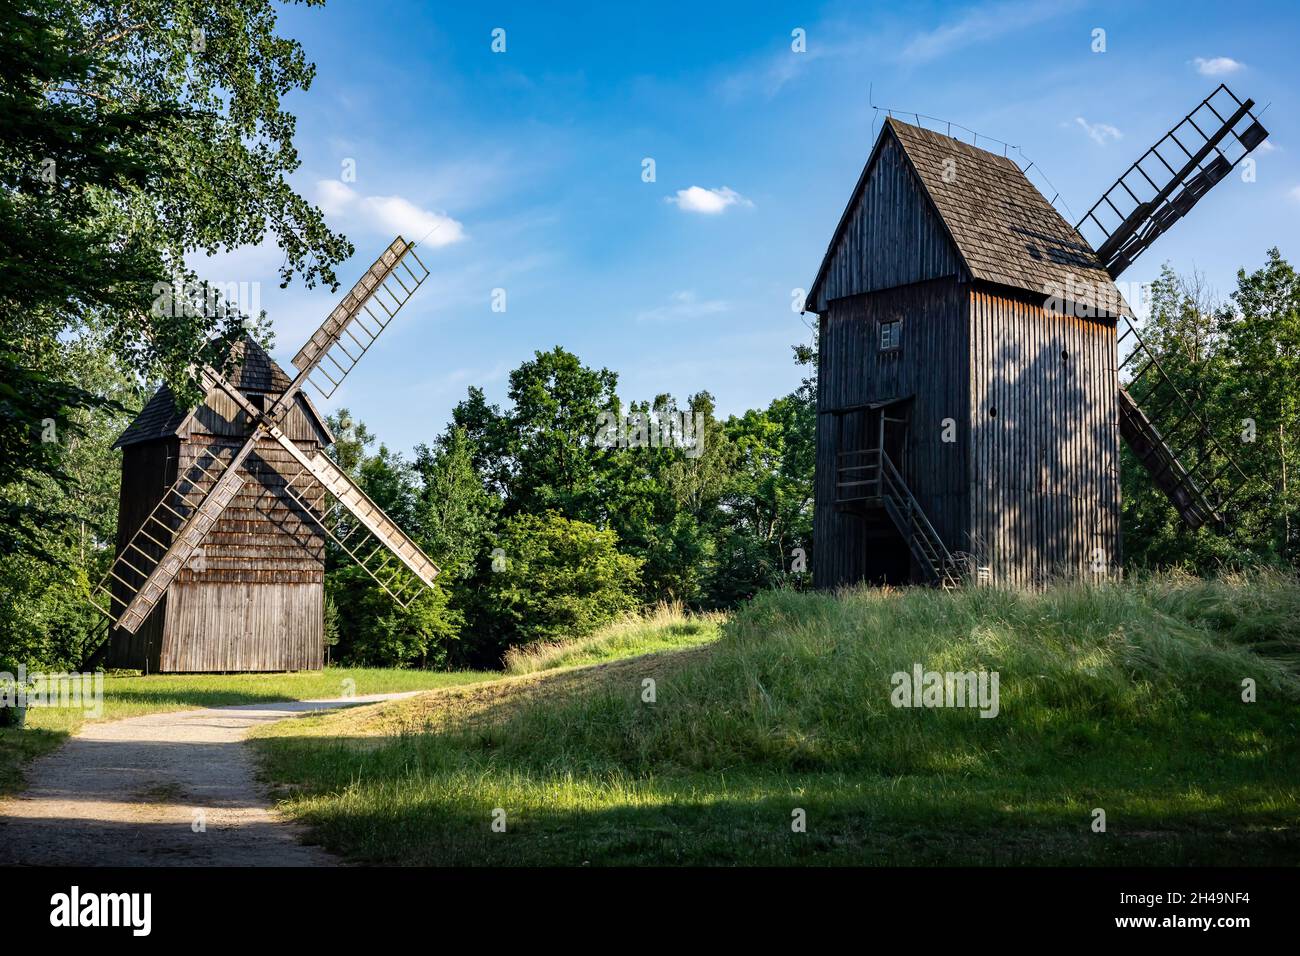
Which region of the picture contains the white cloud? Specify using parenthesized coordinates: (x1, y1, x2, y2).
(1193, 56, 1244, 76)
(636, 290, 730, 323)
(898, 0, 1081, 63)
(313, 180, 466, 246)
(666, 185, 752, 214)
(1073, 117, 1123, 146)
(315, 179, 356, 217)
(1288, 185, 1300, 203)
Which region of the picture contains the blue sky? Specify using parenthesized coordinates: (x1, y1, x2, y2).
(192, 0, 1300, 457)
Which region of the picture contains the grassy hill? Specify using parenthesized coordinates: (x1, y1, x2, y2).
(253, 574, 1300, 866)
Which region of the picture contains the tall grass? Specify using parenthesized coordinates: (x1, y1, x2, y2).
(503, 603, 723, 675)
(256, 572, 1300, 864)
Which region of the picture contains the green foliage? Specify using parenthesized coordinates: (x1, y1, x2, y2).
(478, 511, 643, 654)
(448, 347, 814, 611)
(1123, 253, 1300, 570)
(0, 333, 143, 667)
(0, 0, 349, 572)
(322, 411, 466, 669)
(314, 344, 815, 667)
(327, 566, 462, 669)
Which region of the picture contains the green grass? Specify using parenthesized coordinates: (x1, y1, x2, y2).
(503, 603, 723, 674)
(253, 573, 1300, 866)
(0, 667, 493, 796)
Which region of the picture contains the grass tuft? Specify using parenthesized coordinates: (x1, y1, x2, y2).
(503, 602, 723, 674)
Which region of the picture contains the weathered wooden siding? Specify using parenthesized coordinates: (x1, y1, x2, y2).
(188, 390, 328, 445)
(157, 433, 325, 671)
(811, 134, 964, 312)
(162, 582, 322, 671)
(814, 276, 970, 588)
(108, 440, 178, 671)
(967, 286, 1121, 587)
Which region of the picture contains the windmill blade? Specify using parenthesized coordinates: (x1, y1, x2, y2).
(1118, 387, 1221, 529)
(282, 236, 431, 407)
(91, 431, 260, 633)
(265, 426, 440, 606)
(1076, 84, 1268, 278)
(1114, 314, 1251, 531)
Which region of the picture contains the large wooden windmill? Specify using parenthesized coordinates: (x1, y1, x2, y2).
(807, 85, 1268, 589)
(88, 237, 440, 672)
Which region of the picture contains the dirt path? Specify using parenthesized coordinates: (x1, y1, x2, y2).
(0, 693, 417, 867)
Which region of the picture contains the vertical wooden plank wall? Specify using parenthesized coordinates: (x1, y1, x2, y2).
(814, 136, 963, 310)
(109, 440, 178, 671)
(814, 276, 970, 587)
(967, 287, 1121, 586)
(159, 433, 326, 671)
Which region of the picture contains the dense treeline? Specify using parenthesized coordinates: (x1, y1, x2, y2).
(1122, 250, 1300, 571)
(321, 346, 815, 668)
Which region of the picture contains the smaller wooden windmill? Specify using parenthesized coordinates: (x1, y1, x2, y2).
(88, 237, 440, 672)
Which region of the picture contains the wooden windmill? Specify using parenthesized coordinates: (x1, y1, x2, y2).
(806, 85, 1268, 589)
(87, 237, 440, 672)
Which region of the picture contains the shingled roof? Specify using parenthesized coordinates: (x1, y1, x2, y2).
(114, 336, 327, 449)
(809, 117, 1129, 317)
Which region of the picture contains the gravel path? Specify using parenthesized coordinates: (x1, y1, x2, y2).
(0, 693, 417, 867)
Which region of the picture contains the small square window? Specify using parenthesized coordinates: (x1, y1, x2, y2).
(880, 320, 901, 351)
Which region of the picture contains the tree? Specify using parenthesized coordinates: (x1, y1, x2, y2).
(322, 412, 464, 668)
(1, 0, 350, 565)
(0, 331, 143, 667)
(1121, 254, 1300, 571)
(412, 426, 499, 579)
(1220, 248, 1300, 563)
(1, 0, 174, 559)
(476, 512, 642, 661)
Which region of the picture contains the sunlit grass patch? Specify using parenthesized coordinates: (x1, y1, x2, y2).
(503, 602, 722, 674)
(254, 572, 1300, 865)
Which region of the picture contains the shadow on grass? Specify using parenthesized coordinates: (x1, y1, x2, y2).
(266, 768, 1300, 867)
(253, 726, 1300, 867)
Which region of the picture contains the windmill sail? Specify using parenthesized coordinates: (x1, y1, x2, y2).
(285, 236, 430, 404)
(1076, 84, 1268, 278)
(1073, 86, 1264, 532)
(91, 434, 257, 633)
(1114, 315, 1251, 530)
(271, 430, 440, 606)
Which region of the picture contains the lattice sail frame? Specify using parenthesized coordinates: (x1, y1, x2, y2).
(1075, 84, 1268, 278)
(290, 237, 431, 401)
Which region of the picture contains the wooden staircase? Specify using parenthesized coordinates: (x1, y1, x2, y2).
(836, 449, 963, 587)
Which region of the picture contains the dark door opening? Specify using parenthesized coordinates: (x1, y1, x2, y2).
(857, 400, 912, 585)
